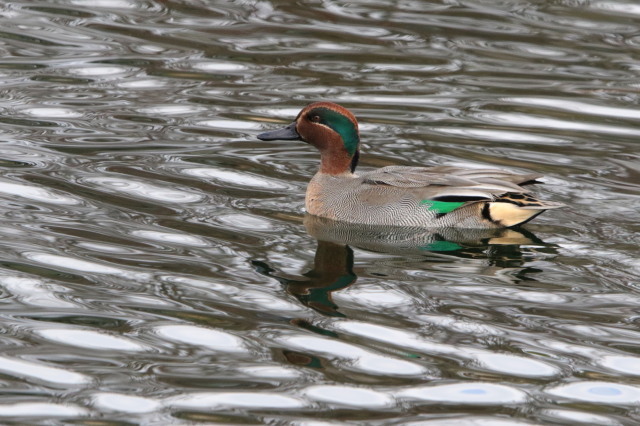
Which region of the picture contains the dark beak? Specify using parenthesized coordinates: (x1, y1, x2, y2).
(257, 122, 301, 141)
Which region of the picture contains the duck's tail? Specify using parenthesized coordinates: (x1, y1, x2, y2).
(486, 192, 565, 227)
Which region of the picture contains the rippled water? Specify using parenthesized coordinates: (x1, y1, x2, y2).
(0, 0, 639, 423)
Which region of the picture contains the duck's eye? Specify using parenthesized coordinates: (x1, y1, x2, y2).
(310, 115, 321, 123)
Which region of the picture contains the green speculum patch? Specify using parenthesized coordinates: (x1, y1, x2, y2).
(420, 200, 465, 214)
(311, 107, 359, 156)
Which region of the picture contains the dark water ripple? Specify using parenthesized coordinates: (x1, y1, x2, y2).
(0, 0, 637, 423)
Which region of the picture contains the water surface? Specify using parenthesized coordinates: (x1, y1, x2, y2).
(0, 0, 638, 424)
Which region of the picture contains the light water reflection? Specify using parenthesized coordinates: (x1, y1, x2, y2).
(0, 0, 638, 424)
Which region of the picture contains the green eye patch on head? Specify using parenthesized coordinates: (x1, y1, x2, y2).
(307, 107, 359, 156)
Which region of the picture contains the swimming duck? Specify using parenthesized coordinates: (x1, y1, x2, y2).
(257, 102, 564, 228)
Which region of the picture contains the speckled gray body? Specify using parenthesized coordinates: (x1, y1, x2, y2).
(305, 165, 544, 229)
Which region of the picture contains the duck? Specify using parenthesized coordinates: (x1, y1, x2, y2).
(257, 101, 564, 228)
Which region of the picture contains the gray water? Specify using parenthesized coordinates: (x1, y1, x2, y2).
(0, 0, 639, 424)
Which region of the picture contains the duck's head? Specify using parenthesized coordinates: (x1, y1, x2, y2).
(257, 102, 360, 175)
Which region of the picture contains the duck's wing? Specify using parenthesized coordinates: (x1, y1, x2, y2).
(358, 166, 563, 227)
(361, 165, 540, 200)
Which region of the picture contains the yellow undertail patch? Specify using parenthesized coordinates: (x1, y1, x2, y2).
(488, 202, 545, 227)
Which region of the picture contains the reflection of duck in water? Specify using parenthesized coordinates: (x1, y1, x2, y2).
(253, 215, 552, 317)
(258, 102, 564, 229)
(253, 239, 355, 318)
(304, 215, 544, 257)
